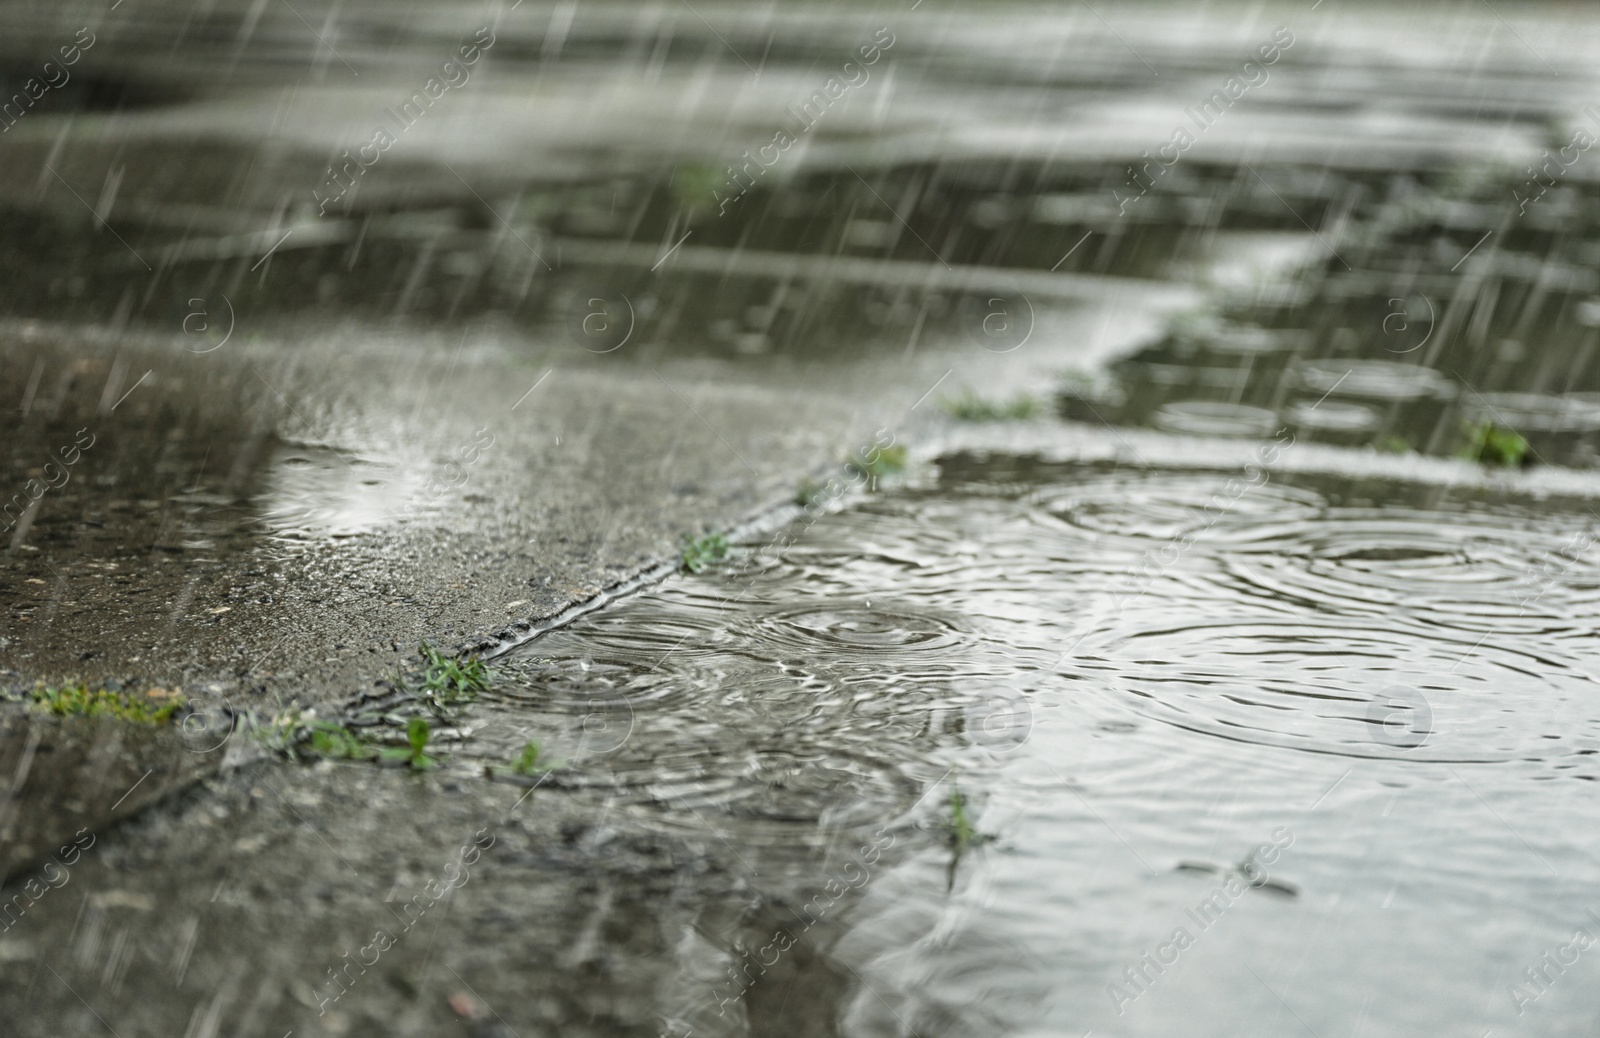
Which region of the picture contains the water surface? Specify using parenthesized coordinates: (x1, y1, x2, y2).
(392, 452, 1600, 1036)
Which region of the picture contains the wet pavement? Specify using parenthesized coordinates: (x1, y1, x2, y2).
(10, 429, 1600, 1037)
(6, 0, 1600, 1035)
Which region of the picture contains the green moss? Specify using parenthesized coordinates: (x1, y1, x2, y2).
(1460, 421, 1530, 468)
(940, 390, 1038, 422)
(1379, 435, 1413, 454)
(682, 531, 730, 573)
(29, 684, 183, 725)
(274, 712, 441, 771)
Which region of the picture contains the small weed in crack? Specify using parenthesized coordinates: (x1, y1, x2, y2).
(682, 531, 729, 573)
(379, 717, 439, 772)
(418, 643, 491, 706)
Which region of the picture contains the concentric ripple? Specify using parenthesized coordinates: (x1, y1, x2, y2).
(1217, 507, 1600, 634)
(745, 602, 973, 659)
(1059, 612, 1597, 762)
(447, 458, 1600, 907)
(476, 591, 971, 830)
(1030, 470, 1326, 545)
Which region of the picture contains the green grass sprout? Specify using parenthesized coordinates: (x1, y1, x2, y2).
(380, 717, 439, 772)
(419, 643, 491, 705)
(682, 531, 730, 573)
(510, 741, 560, 776)
(944, 788, 981, 853)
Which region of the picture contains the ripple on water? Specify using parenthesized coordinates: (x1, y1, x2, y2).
(484, 467, 1600, 783)
(1029, 470, 1325, 545)
(1060, 612, 1600, 763)
(462, 456, 1600, 1038)
(484, 599, 965, 832)
(744, 601, 973, 660)
(1216, 508, 1600, 635)
(1297, 358, 1455, 402)
(488, 652, 719, 711)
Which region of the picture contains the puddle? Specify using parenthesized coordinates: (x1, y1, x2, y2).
(281, 451, 1600, 1037)
(1051, 154, 1600, 469)
(8, 442, 1598, 1037)
(258, 443, 421, 543)
(0, 148, 1207, 364)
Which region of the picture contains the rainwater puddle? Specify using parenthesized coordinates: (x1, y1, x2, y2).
(257, 443, 421, 543)
(409, 453, 1600, 1037)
